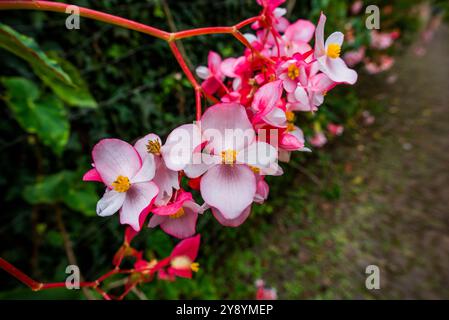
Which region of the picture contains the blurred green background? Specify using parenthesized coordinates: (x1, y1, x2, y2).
(0, 0, 448, 299)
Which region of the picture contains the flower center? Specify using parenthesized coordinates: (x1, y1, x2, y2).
(146, 139, 161, 155)
(286, 111, 296, 122)
(327, 43, 341, 59)
(171, 256, 199, 272)
(190, 262, 200, 272)
(112, 175, 130, 193)
(169, 207, 185, 219)
(250, 166, 260, 174)
(287, 123, 296, 132)
(221, 149, 237, 165)
(287, 64, 300, 80)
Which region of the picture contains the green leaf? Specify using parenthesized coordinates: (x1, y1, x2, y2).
(23, 170, 99, 217)
(63, 183, 98, 217)
(2, 77, 70, 154)
(0, 24, 97, 108)
(0, 23, 72, 85)
(44, 53, 98, 108)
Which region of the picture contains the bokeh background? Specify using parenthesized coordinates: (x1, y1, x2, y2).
(0, 0, 448, 299)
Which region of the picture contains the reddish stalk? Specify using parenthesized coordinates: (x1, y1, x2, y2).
(0, 1, 170, 40)
(0, 258, 42, 291)
(0, 0, 261, 120)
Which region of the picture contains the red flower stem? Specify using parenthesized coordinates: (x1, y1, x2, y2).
(0, 1, 170, 40)
(41, 281, 96, 289)
(0, 1, 262, 120)
(235, 16, 260, 29)
(95, 287, 112, 300)
(96, 268, 119, 282)
(195, 88, 202, 121)
(117, 282, 137, 300)
(168, 41, 202, 121)
(0, 257, 42, 291)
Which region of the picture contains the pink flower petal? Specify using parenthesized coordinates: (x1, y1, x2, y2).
(96, 189, 126, 217)
(314, 12, 326, 58)
(83, 168, 103, 183)
(161, 124, 202, 172)
(131, 154, 156, 184)
(325, 32, 344, 48)
(323, 57, 358, 84)
(284, 19, 315, 43)
(159, 203, 199, 239)
(92, 139, 141, 188)
(254, 177, 269, 204)
(200, 164, 256, 219)
(153, 157, 180, 206)
(201, 103, 255, 153)
(207, 51, 222, 75)
(237, 141, 278, 169)
(221, 58, 237, 78)
(201, 76, 222, 95)
(212, 205, 252, 227)
(120, 182, 158, 231)
(251, 80, 283, 115)
(170, 234, 201, 261)
(152, 191, 193, 216)
(195, 66, 210, 80)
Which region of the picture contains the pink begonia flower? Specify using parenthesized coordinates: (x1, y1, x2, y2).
(196, 51, 225, 95)
(134, 133, 179, 206)
(160, 234, 201, 280)
(251, 80, 285, 127)
(343, 46, 366, 67)
(198, 103, 278, 222)
(255, 279, 278, 300)
(310, 131, 328, 148)
(254, 175, 270, 204)
(364, 55, 395, 74)
(283, 61, 335, 112)
(149, 191, 201, 239)
(327, 123, 344, 136)
(280, 19, 315, 56)
(362, 110, 375, 126)
(277, 57, 308, 95)
(83, 139, 159, 231)
(314, 13, 358, 85)
(370, 30, 397, 50)
(280, 122, 308, 151)
(351, 0, 364, 15)
(252, 0, 288, 32)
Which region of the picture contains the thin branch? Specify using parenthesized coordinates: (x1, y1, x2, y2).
(55, 205, 96, 300)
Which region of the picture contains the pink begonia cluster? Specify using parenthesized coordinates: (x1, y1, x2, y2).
(84, 1, 357, 244)
(343, 1, 400, 75)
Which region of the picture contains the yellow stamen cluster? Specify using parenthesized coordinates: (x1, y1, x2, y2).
(287, 64, 300, 80)
(250, 166, 260, 174)
(190, 262, 200, 272)
(112, 175, 130, 193)
(169, 207, 185, 219)
(286, 111, 296, 122)
(327, 43, 341, 59)
(286, 111, 296, 132)
(221, 149, 237, 165)
(146, 139, 161, 155)
(287, 123, 296, 132)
